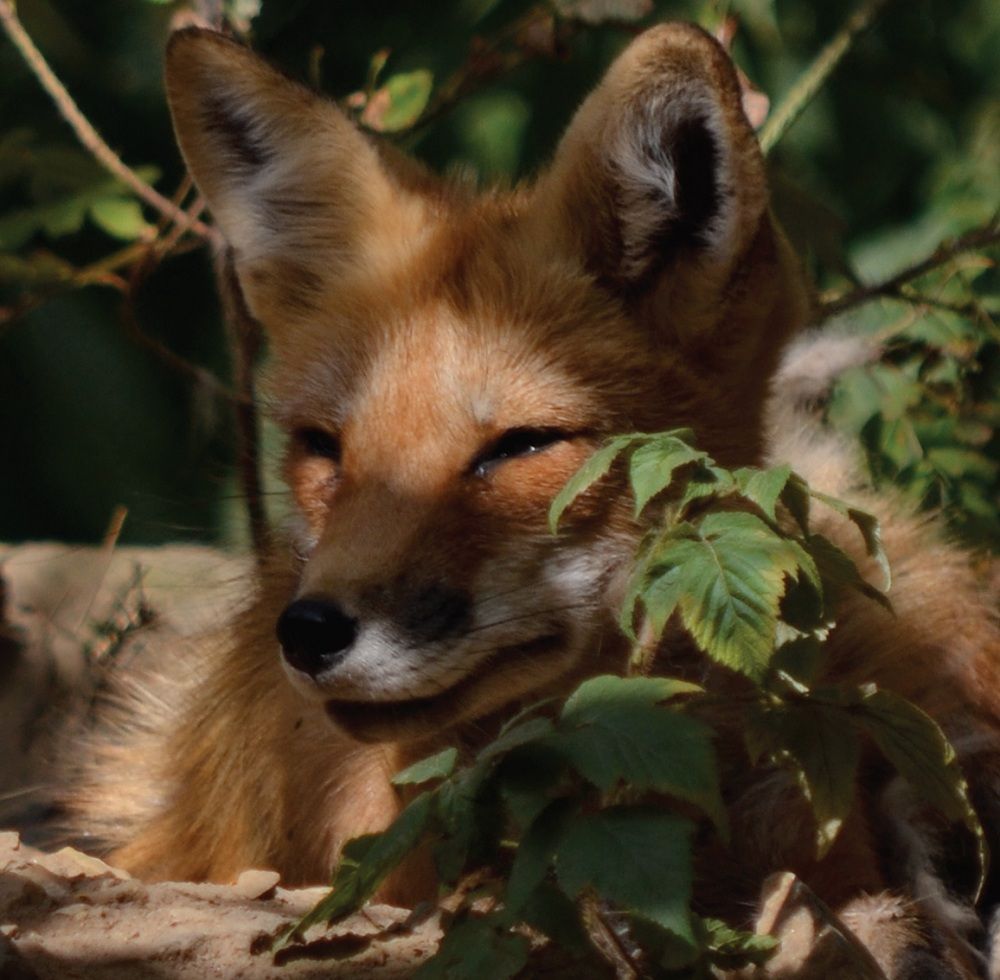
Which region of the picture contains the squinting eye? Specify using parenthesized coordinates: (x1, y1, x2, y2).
(295, 426, 341, 461)
(471, 427, 570, 477)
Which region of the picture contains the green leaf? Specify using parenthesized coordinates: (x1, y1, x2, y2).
(646, 513, 804, 680)
(779, 473, 812, 534)
(629, 437, 707, 516)
(278, 791, 433, 948)
(699, 915, 778, 969)
(518, 881, 591, 956)
(505, 799, 574, 913)
(676, 464, 735, 516)
(745, 700, 860, 857)
(549, 435, 632, 532)
(393, 747, 458, 786)
(89, 197, 152, 241)
(375, 70, 434, 132)
(414, 914, 530, 980)
(479, 715, 554, 764)
(734, 464, 792, 523)
(556, 807, 695, 946)
(855, 689, 980, 830)
(549, 675, 725, 835)
(809, 491, 891, 589)
(805, 533, 892, 611)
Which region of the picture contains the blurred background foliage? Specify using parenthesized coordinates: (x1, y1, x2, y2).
(0, 0, 997, 548)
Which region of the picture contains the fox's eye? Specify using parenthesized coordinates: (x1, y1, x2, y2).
(295, 427, 341, 461)
(471, 427, 570, 477)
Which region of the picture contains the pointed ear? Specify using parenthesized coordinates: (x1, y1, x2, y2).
(165, 29, 424, 324)
(532, 22, 768, 297)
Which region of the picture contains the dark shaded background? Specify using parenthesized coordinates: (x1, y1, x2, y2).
(1, 0, 997, 547)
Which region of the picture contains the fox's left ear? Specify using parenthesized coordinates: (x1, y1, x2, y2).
(531, 23, 770, 311)
(165, 28, 427, 329)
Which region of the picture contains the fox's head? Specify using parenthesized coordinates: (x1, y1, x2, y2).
(166, 23, 808, 742)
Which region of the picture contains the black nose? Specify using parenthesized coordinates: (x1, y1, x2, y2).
(277, 598, 358, 678)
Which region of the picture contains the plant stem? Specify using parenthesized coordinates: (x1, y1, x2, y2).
(759, 0, 893, 155)
(818, 216, 1000, 321)
(0, 0, 219, 244)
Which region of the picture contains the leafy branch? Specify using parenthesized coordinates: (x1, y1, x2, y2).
(818, 213, 1000, 320)
(0, 0, 219, 245)
(276, 431, 981, 978)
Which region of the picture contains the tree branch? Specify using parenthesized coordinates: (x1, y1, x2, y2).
(0, 0, 220, 245)
(817, 216, 1000, 321)
(759, 0, 894, 155)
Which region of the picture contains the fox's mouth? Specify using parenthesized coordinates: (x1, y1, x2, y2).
(323, 633, 569, 742)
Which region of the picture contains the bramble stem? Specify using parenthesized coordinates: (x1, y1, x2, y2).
(0, 0, 219, 243)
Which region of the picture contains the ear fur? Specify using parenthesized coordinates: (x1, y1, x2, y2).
(164, 29, 427, 323)
(532, 22, 767, 291)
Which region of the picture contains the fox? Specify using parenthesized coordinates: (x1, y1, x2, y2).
(61, 21, 1000, 978)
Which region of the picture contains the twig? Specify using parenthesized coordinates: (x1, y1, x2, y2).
(0, 0, 219, 244)
(759, 0, 894, 155)
(817, 216, 1000, 321)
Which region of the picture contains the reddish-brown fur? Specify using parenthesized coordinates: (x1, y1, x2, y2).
(65, 23, 999, 977)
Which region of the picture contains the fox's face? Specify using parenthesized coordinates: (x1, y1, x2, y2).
(166, 24, 808, 741)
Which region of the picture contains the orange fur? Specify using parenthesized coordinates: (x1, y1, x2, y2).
(64, 22, 999, 975)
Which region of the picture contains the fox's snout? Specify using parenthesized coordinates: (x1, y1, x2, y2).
(276, 597, 358, 679)
(277, 584, 474, 684)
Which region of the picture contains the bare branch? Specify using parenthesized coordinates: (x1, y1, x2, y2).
(0, 0, 220, 245)
(817, 216, 1000, 321)
(759, 0, 894, 155)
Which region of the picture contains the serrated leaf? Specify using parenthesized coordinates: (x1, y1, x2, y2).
(809, 490, 891, 589)
(649, 513, 803, 680)
(549, 675, 724, 834)
(392, 746, 458, 785)
(855, 689, 981, 831)
(549, 435, 632, 532)
(805, 533, 892, 611)
(89, 197, 152, 241)
(676, 463, 735, 516)
(745, 700, 860, 857)
(556, 807, 695, 945)
(629, 437, 707, 516)
(278, 791, 433, 947)
(734, 464, 792, 523)
(414, 914, 530, 980)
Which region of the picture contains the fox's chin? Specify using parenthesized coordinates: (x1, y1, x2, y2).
(322, 633, 576, 743)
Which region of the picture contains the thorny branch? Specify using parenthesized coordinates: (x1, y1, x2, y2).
(0, 0, 219, 244)
(817, 215, 1000, 321)
(759, 0, 894, 155)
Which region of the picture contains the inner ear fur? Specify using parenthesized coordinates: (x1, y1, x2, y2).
(165, 28, 428, 325)
(531, 22, 769, 298)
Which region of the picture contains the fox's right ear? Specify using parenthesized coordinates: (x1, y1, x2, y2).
(165, 29, 424, 326)
(529, 23, 776, 345)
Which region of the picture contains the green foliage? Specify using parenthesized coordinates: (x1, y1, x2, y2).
(828, 293, 1000, 548)
(280, 431, 981, 976)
